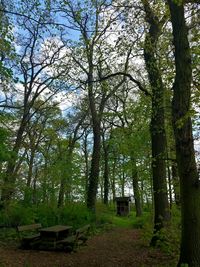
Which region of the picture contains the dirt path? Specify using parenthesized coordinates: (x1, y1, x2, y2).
(0, 228, 176, 267)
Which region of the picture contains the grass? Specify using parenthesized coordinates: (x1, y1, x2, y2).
(95, 203, 152, 230)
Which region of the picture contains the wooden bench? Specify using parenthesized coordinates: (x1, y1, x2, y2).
(59, 224, 90, 251)
(17, 223, 42, 249)
(76, 224, 90, 245)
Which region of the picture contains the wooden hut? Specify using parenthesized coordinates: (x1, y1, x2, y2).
(115, 197, 131, 216)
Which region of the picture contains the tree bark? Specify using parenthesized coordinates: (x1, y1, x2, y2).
(120, 157, 126, 197)
(103, 137, 109, 205)
(57, 149, 73, 208)
(87, 120, 101, 211)
(86, 56, 101, 211)
(171, 162, 180, 206)
(168, 1, 200, 266)
(83, 131, 90, 202)
(24, 148, 35, 204)
(32, 167, 38, 205)
(142, 1, 170, 245)
(167, 158, 173, 210)
(131, 157, 142, 217)
(111, 156, 117, 203)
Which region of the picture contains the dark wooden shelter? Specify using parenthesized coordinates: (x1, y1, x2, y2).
(115, 197, 131, 216)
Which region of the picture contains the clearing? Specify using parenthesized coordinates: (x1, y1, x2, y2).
(0, 227, 176, 267)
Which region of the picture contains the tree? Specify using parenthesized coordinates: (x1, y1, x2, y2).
(0, 4, 69, 206)
(102, 82, 151, 214)
(140, 1, 170, 243)
(22, 101, 61, 204)
(57, 111, 86, 207)
(0, 0, 14, 81)
(168, 1, 200, 266)
(56, 0, 131, 211)
(97, 1, 171, 225)
(102, 126, 111, 205)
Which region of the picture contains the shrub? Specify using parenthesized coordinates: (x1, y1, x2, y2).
(0, 203, 36, 227)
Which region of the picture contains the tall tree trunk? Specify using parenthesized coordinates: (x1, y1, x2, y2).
(140, 179, 144, 210)
(83, 131, 89, 202)
(58, 113, 85, 207)
(87, 120, 101, 211)
(1, 116, 27, 206)
(102, 136, 109, 205)
(171, 162, 180, 206)
(142, 2, 170, 245)
(167, 158, 173, 210)
(168, 2, 200, 266)
(87, 68, 101, 211)
(121, 158, 126, 197)
(58, 170, 66, 207)
(84, 47, 102, 210)
(100, 172, 104, 203)
(57, 145, 73, 208)
(26, 150, 35, 188)
(24, 149, 35, 204)
(111, 157, 117, 203)
(87, 55, 102, 211)
(32, 167, 38, 205)
(103, 151, 109, 205)
(131, 158, 142, 217)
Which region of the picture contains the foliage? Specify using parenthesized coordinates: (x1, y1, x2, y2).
(36, 203, 94, 229)
(0, 127, 11, 162)
(0, 201, 152, 230)
(132, 212, 152, 229)
(0, 202, 94, 229)
(144, 206, 181, 258)
(0, 3, 15, 79)
(0, 203, 36, 227)
(94, 203, 153, 230)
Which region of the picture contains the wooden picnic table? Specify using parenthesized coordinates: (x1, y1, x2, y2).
(39, 225, 73, 249)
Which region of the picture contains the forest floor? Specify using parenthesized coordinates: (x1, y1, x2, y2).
(0, 227, 177, 267)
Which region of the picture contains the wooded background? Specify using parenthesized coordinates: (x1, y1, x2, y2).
(0, 1, 200, 266)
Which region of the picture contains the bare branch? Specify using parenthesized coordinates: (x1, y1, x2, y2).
(97, 72, 151, 97)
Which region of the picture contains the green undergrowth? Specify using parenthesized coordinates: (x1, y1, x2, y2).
(156, 207, 181, 258)
(0, 200, 180, 262)
(0, 202, 94, 229)
(141, 205, 181, 261)
(0, 202, 95, 245)
(0, 201, 152, 231)
(95, 203, 152, 231)
(0, 201, 152, 241)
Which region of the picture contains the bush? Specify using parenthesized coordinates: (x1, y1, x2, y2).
(33, 202, 94, 229)
(0, 203, 36, 227)
(146, 206, 181, 258)
(57, 203, 94, 229)
(132, 212, 152, 229)
(154, 225, 180, 257)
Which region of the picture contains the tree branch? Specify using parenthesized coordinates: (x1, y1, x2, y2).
(97, 72, 151, 97)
